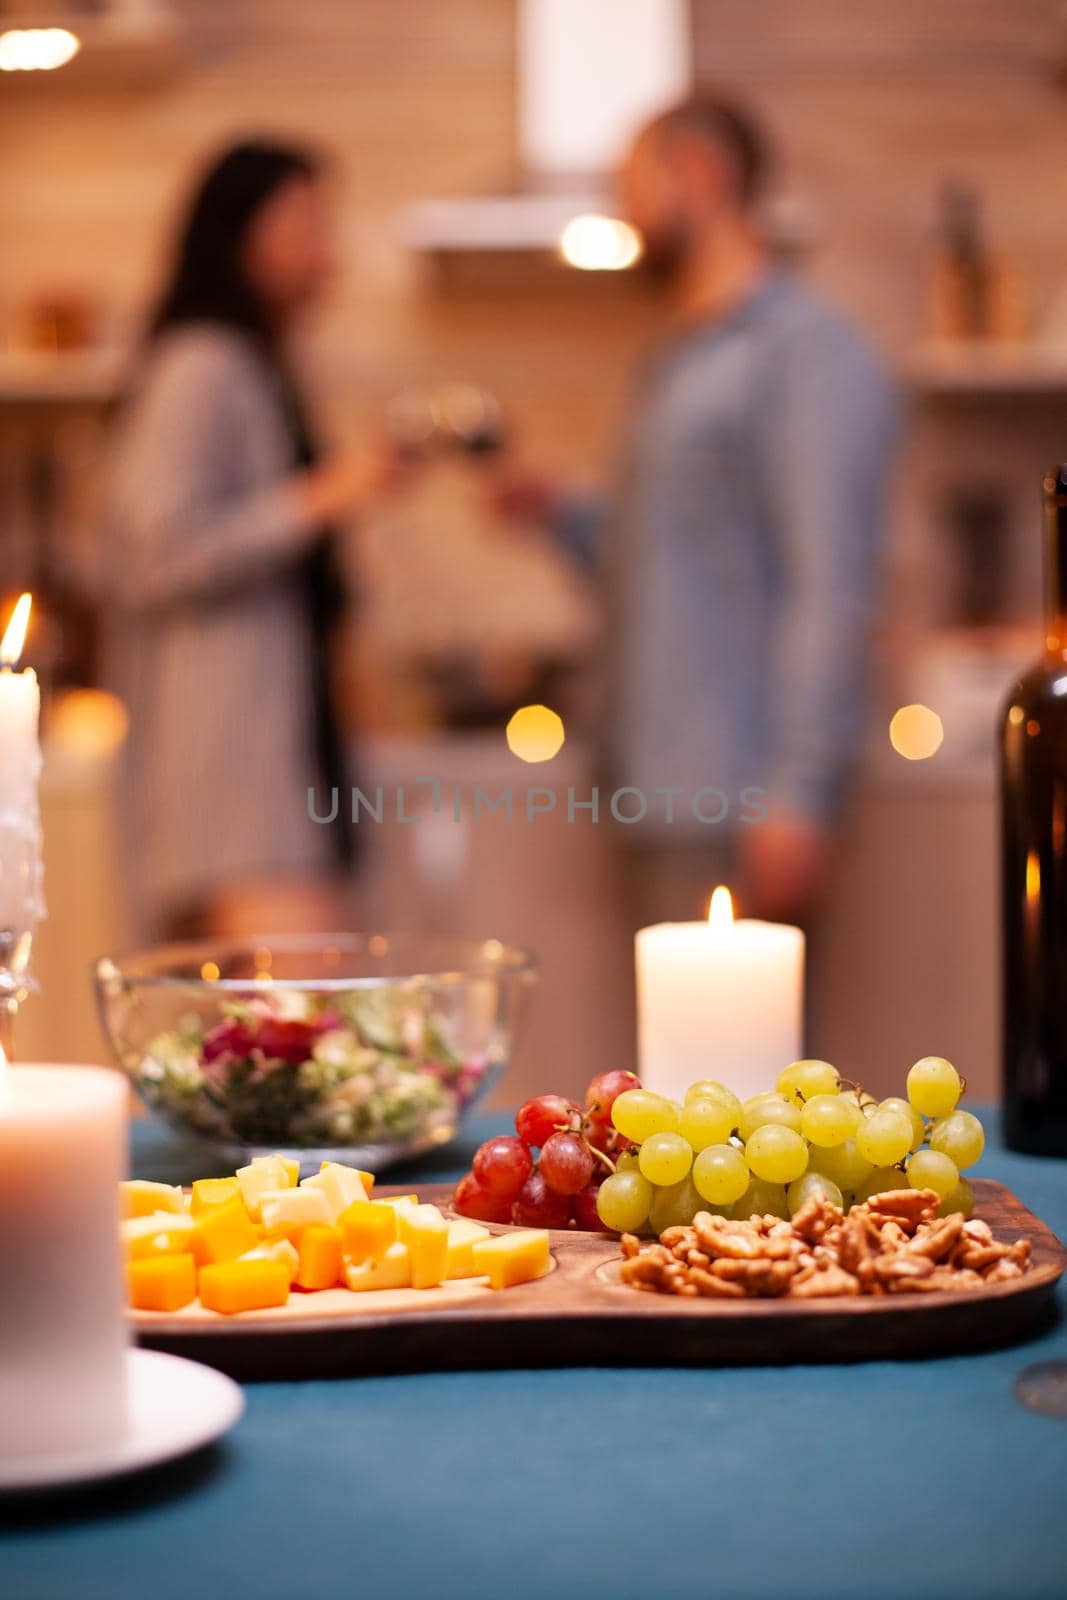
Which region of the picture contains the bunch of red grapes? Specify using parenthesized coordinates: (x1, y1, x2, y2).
(453, 1071, 640, 1230)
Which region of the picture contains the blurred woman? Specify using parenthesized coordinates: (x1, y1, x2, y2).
(105, 139, 391, 939)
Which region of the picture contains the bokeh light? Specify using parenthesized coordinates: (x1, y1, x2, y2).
(506, 704, 566, 763)
(559, 214, 642, 271)
(0, 29, 80, 72)
(889, 703, 944, 761)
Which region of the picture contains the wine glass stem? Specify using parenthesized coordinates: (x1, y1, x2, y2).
(0, 996, 19, 1061)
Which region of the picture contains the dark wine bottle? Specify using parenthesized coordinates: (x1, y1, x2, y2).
(1001, 466, 1067, 1154)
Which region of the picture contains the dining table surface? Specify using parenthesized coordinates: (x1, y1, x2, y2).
(3, 1103, 1067, 1600)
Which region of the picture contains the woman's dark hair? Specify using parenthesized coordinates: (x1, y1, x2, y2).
(148, 138, 322, 347)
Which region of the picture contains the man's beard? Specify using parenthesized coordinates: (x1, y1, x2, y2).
(636, 216, 693, 287)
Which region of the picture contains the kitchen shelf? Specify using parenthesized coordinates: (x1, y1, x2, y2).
(905, 341, 1067, 396)
(0, 349, 124, 406)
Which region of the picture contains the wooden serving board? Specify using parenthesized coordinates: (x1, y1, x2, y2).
(131, 1180, 1066, 1379)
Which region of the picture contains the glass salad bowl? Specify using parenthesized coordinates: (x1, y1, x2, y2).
(94, 933, 536, 1172)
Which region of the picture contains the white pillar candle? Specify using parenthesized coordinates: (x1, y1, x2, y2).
(0, 1062, 129, 1465)
(635, 887, 805, 1103)
(0, 594, 46, 937)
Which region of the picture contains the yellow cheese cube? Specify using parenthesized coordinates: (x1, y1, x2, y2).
(127, 1253, 198, 1311)
(121, 1211, 196, 1261)
(338, 1200, 396, 1264)
(198, 1259, 290, 1315)
(396, 1203, 448, 1289)
(236, 1156, 291, 1220)
(241, 1237, 300, 1283)
(299, 1162, 368, 1221)
(445, 1219, 491, 1279)
(322, 1160, 375, 1197)
(190, 1177, 240, 1217)
(191, 1198, 260, 1265)
(471, 1229, 550, 1290)
(344, 1241, 411, 1292)
(260, 1185, 333, 1242)
(374, 1194, 418, 1211)
(259, 1153, 300, 1187)
(120, 1180, 187, 1220)
(295, 1224, 344, 1290)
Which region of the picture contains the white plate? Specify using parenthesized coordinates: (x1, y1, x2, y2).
(0, 1348, 244, 1492)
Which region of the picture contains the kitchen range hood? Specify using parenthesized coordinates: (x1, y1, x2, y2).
(400, 0, 692, 266)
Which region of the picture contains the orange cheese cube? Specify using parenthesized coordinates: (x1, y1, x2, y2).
(295, 1224, 344, 1290)
(120, 1180, 186, 1220)
(445, 1219, 491, 1279)
(198, 1259, 290, 1315)
(338, 1200, 396, 1264)
(121, 1212, 196, 1261)
(191, 1198, 260, 1266)
(471, 1229, 550, 1289)
(127, 1253, 198, 1312)
(190, 1177, 240, 1216)
(344, 1241, 411, 1292)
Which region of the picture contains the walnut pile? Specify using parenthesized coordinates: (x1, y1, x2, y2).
(618, 1190, 1032, 1300)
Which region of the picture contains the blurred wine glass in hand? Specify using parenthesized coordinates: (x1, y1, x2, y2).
(386, 382, 506, 461)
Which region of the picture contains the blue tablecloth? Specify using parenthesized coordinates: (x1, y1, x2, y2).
(4, 1108, 1067, 1600)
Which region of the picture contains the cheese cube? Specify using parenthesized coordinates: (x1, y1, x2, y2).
(445, 1219, 491, 1279)
(295, 1224, 344, 1290)
(344, 1241, 411, 1293)
(241, 1237, 300, 1284)
(127, 1252, 198, 1311)
(236, 1156, 291, 1220)
(396, 1203, 448, 1289)
(259, 1185, 333, 1241)
(261, 1153, 300, 1187)
(121, 1211, 196, 1261)
(127, 1253, 198, 1311)
(321, 1160, 374, 1197)
(191, 1198, 260, 1265)
(471, 1229, 550, 1290)
(120, 1179, 187, 1220)
(338, 1200, 396, 1264)
(374, 1194, 418, 1211)
(299, 1162, 369, 1221)
(198, 1259, 290, 1315)
(190, 1176, 241, 1216)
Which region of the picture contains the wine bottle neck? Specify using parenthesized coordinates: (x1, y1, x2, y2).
(1044, 485, 1067, 655)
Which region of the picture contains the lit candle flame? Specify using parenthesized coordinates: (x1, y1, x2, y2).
(1, 593, 32, 668)
(707, 885, 734, 928)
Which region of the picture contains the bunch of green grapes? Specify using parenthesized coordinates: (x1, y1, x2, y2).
(595, 1056, 983, 1236)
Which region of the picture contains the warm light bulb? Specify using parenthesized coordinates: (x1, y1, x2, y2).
(0, 593, 32, 668)
(559, 214, 643, 272)
(506, 704, 566, 763)
(889, 703, 944, 761)
(0, 28, 80, 72)
(708, 885, 734, 928)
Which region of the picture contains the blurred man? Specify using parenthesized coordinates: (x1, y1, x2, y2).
(505, 94, 898, 927)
